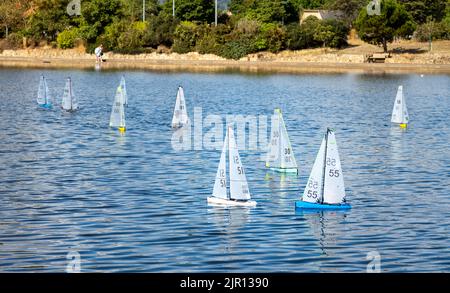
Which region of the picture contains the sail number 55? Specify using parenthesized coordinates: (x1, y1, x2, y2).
(307, 180, 319, 198)
(329, 169, 340, 177)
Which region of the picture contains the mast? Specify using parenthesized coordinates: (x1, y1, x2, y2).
(227, 126, 231, 200)
(69, 78, 72, 110)
(320, 128, 330, 204)
(278, 110, 282, 169)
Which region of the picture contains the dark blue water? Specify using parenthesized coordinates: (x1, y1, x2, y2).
(0, 68, 449, 272)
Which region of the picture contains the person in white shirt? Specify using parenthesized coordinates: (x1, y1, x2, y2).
(94, 44, 103, 63)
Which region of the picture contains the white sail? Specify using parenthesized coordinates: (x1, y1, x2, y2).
(323, 131, 346, 204)
(302, 137, 326, 203)
(120, 76, 128, 106)
(212, 129, 229, 200)
(171, 86, 190, 128)
(61, 78, 78, 111)
(391, 85, 409, 124)
(109, 85, 126, 128)
(279, 111, 298, 169)
(265, 110, 281, 167)
(228, 126, 251, 201)
(37, 75, 50, 105)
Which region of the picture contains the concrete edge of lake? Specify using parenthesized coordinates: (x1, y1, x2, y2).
(1, 50, 450, 74)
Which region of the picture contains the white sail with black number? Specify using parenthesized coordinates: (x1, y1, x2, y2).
(279, 112, 297, 169)
(37, 75, 51, 106)
(323, 131, 346, 204)
(391, 85, 409, 124)
(265, 109, 297, 170)
(212, 131, 228, 200)
(61, 77, 78, 111)
(266, 110, 281, 167)
(302, 137, 326, 204)
(171, 86, 190, 128)
(120, 76, 128, 106)
(109, 85, 126, 128)
(229, 127, 251, 201)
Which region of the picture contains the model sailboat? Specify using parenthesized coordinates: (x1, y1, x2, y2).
(391, 85, 409, 128)
(171, 86, 190, 129)
(207, 126, 257, 207)
(37, 75, 52, 109)
(120, 76, 128, 106)
(109, 85, 126, 133)
(61, 77, 78, 112)
(295, 128, 351, 210)
(265, 108, 298, 173)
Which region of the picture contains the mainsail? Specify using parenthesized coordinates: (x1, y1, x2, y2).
(109, 85, 126, 128)
(391, 85, 409, 124)
(61, 77, 78, 111)
(302, 137, 326, 204)
(302, 129, 346, 205)
(229, 127, 251, 201)
(37, 75, 50, 106)
(266, 110, 281, 167)
(323, 131, 346, 204)
(212, 130, 229, 200)
(171, 86, 190, 128)
(120, 76, 128, 106)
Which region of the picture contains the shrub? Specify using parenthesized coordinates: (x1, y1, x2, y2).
(285, 24, 308, 50)
(260, 23, 286, 53)
(414, 21, 450, 42)
(195, 24, 231, 55)
(314, 20, 349, 48)
(218, 38, 257, 60)
(235, 18, 261, 35)
(5, 33, 24, 49)
(172, 21, 202, 54)
(146, 13, 180, 48)
(97, 21, 127, 51)
(57, 28, 81, 49)
(285, 17, 349, 50)
(117, 21, 148, 52)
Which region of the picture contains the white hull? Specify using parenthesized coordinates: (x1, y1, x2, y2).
(207, 196, 257, 207)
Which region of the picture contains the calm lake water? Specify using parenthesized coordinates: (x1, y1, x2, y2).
(0, 68, 449, 272)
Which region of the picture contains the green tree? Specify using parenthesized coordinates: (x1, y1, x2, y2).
(398, 0, 447, 24)
(120, 0, 159, 22)
(355, 0, 415, 52)
(328, 0, 366, 26)
(162, 0, 214, 23)
(0, 0, 29, 37)
(27, 0, 72, 41)
(80, 0, 123, 42)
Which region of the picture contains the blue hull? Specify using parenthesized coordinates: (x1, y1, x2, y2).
(295, 201, 351, 210)
(39, 103, 52, 109)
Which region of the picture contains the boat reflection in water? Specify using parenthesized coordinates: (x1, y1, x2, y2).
(295, 209, 350, 258)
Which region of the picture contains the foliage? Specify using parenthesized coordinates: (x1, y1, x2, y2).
(0, 0, 29, 38)
(327, 0, 366, 26)
(286, 16, 348, 50)
(57, 27, 81, 49)
(1, 0, 449, 59)
(162, 0, 214, 23)
(398, 0, 447, 24)
(145, 13, 179, 48)
(355, 0, 416, 52)
(414, 18, 450, 41)
(195, 24, 231, 55)
(5, 32, 23, 49)
(26, 0, 72, 41)
(172, 21, 203, 53)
